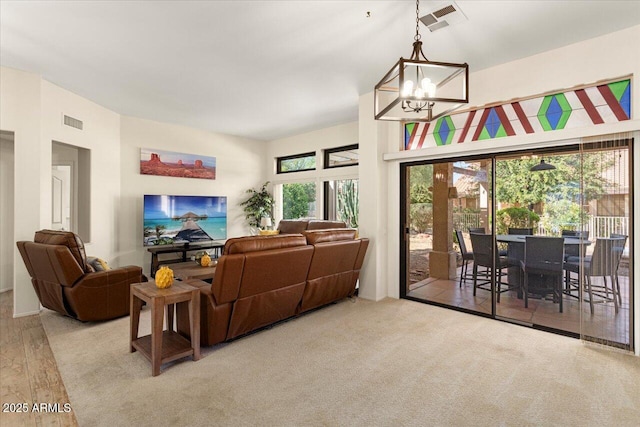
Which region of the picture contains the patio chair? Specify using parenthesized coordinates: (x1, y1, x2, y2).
(564, 237, 622, 314)
(469, 232, 511, 302)
(455, 230, 474, 288)
(562, 230, 589, 262)
(468, 227, 485, 234)
(610, 233, 628, 306)
(508, 227, 534, 235)
(561, 230, 589, 239)
(519, 237, 564, 312)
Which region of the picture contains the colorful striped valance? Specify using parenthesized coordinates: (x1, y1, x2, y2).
(404, 78, 631, 150)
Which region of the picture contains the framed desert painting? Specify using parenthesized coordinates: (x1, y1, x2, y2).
(140, 148, 216, 180)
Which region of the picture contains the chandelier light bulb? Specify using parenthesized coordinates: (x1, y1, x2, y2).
(414, 87, 425, 98)
(426, 82, 436, 98)
(421, 78, 436, 98)
(402, 80, 414, 97)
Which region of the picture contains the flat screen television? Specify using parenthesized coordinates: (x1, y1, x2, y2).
(143, 195, 227, 246)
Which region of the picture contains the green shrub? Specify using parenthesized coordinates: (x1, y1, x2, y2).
(496, 207, 540, 235)
(540, 199, 588, 235)
(410, 203, 432, 233)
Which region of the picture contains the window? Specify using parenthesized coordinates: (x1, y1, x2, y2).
(277, 152, 316, 174)
(324, 144, 358, 169)
(324, 179, 359, 228)
(282, 182, 316, 219)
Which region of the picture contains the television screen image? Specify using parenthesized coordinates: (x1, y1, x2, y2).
(143, 195, 227, 246)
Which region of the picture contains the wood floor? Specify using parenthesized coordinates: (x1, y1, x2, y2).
(0, 291, 78, 427)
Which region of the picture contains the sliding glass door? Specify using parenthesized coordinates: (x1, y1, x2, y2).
(401, 158, 493, 316)
(401, 138, 633, 350)
(577, 137, 632, 348)
(494, 149, 588, 331)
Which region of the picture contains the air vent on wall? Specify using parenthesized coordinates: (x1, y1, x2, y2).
(419, 1, 467, 32)
(63, 115, 83, 130)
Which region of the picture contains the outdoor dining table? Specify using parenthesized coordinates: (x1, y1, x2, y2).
(495, 234, 591, 297)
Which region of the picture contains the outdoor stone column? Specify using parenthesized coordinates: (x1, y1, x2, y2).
(430, 163, 457, 280)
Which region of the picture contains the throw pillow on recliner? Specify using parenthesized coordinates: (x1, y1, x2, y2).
(86, 256, 112, 272)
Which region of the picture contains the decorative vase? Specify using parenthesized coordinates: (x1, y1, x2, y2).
(155, 266, 174, 289)
(200, 253, 211, 267)
(193, 251, 207, 265)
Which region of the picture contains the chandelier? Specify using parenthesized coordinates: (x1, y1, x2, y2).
(374, 0, 469, 122)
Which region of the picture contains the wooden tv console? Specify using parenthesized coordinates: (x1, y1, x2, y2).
(147, 241, 225, 275)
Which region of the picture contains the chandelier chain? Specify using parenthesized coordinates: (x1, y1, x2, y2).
(414, 0, 421, 42)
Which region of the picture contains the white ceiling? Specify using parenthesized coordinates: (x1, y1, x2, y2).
(1, 1, 639, 141)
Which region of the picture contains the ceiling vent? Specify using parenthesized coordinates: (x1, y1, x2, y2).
(63, 115, 83, 130)
(419, 1, 467, 32)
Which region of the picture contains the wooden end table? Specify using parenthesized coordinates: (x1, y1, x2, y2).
(130, 280, 200, 376)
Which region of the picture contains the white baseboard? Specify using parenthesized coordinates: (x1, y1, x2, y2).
(13, 309, 41, 318)
(0, 287, 13, 293)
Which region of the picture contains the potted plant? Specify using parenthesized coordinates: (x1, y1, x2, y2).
(241, 181, 275, 233)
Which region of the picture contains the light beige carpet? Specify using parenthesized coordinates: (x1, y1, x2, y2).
(41, 297, 639, 426)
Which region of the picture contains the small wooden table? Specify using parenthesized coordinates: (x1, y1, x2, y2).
(164, 260, 217, 281)
(130, 280, 201, 376)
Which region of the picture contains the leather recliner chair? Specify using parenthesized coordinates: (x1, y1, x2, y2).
(16, 230, 145, 321)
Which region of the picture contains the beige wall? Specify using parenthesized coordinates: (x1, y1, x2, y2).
(41, 80, 122, 257)
(1, 67, 45, 315)
(1, 66, 267, 314)
(118, 116, 266, 275)
(1, 67, 125, 315)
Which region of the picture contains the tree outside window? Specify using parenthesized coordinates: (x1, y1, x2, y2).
(283, 182, 316, 219)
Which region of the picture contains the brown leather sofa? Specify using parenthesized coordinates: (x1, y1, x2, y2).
(299, 229, 368, 313)
(276, 219, 347, 234)
(178, 229, 368, 346)
(16, 230, 145, 322)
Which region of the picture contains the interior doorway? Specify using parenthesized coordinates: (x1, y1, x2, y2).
(51, 141, 91, 242)
(0, 131, 15, 293)
(51, 164, 72, 231)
